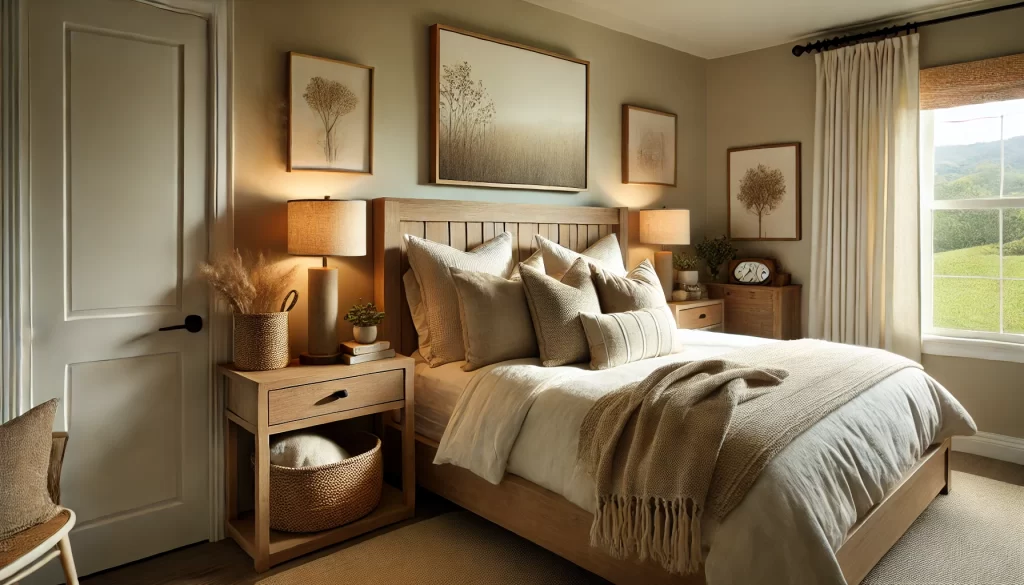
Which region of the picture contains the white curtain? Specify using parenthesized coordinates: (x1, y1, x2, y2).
(808, 34, 922, 361)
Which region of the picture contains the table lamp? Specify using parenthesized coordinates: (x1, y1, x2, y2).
(639, 209, 690, 301)
(287, 197, 366, 364)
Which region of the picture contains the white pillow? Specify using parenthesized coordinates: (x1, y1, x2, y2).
(403, 269, 432, 357)
(535, 233, 626, 279)
(270, 433, 349, 468)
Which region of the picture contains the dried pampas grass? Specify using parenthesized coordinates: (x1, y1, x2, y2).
(200, 250, 298, 314)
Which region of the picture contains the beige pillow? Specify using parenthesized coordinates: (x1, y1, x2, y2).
(451, 268, 538, 371)
(520, 257, 601, 367)
(580, 309, 676, 370)
(0, 399, 61, 540)
(508, 249, 544, 281)
(535, 233, 626, 279)
(403, 269, 432, 357)
(406, 232, 514, 366)
(591, 259, 670, 316)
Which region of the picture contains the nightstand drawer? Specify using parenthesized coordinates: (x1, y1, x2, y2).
(675, 304, 723, 329)
(268, 369, 404, 425)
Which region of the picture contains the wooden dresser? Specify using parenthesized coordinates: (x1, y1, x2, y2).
(705, 283, 801, 340)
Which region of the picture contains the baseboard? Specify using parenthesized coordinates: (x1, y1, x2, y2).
(952, 432, 1024, 466)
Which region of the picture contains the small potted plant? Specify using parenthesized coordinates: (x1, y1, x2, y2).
(695, 236, 738, 282)
(673, 253, 700, 286)
(345, 301, 385, 344)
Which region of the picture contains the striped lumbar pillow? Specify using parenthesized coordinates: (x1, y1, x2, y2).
(579, 308, 675, 370)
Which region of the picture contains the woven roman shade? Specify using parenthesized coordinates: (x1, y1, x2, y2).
(920, 53, 1024, 110)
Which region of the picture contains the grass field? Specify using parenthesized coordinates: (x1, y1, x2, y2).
(933, 244, 1024, 333)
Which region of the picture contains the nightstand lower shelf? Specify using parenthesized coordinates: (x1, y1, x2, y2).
(225, 484, 411, 568)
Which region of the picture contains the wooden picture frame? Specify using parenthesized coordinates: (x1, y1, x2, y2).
(430, 24, 590, 192)
(288, 52, 374, 173)
(727, 142, 801, 241)
(622, 105, 677, 186)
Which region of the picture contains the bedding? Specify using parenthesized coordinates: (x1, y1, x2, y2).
(434, 330, 976, 585)
(536, 233, 626, 278)
(590, 259, 669, 315)
(579, 308, 675, 370)
(520, 258, 601, 367)
(451, 268, 538, 371)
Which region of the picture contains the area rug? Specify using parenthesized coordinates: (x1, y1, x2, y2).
(260, 471, 1022, 585)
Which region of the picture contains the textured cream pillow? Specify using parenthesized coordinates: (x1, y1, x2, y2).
(0, 399, 61, 540)
(406, 233, 514, 366)
(451, 268, 539, 371)
(580, 308, 676, 370)
(508, 249, 544, 281)
(520, 257, 601, 367)
(535, 233, 626, 279)
(591, 259, 670, 317)
(403, 269, 432, 357)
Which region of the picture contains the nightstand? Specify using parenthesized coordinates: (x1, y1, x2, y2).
(219, 356, 415, 572)
(668, 299, 725, 331)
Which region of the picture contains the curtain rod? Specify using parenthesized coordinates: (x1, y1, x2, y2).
(792, 1, 1024, 56)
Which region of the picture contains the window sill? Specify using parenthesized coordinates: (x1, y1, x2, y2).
(922, 335, 1024, 364)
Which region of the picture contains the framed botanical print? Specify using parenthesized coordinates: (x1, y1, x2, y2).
(727, 143, 801, 241)
(622, 105, 677, 186)
(288, 52, 373, 173)
(430, 24, 589, 192)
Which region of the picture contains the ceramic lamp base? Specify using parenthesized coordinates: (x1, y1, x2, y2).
(654, 251, 673, 301)
(299, 352, 341, 366)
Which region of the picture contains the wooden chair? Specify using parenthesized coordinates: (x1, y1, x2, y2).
(0, 433, 79, 585)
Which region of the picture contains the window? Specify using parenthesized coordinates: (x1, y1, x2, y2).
(920, 98, 1024, 347)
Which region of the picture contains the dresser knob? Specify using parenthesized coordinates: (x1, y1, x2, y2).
(699, 313, 706, 319)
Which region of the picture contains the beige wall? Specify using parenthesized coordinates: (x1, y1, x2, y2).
(705, 8, 1024, 439)
(233, 0, 707, 353)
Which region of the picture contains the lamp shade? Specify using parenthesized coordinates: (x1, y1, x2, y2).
(639, 209, 690, 245)
(287, 198, 366, 257)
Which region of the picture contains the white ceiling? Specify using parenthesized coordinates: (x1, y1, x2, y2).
(524, 0, 989, 58)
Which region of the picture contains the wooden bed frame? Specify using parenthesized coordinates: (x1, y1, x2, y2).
(372, 197, 952, 585)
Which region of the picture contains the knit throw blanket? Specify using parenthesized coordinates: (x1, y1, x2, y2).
(576, 339, 921, 575)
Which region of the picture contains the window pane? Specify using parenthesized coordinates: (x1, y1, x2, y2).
(1004, 208, 1024, 279)
(934, 277, 999, 332)
(934, 117, 1001, 200)
(1005, 280, 1024, 334)
(934, 209, 999, 277)
(1005, 112, 1024, 199)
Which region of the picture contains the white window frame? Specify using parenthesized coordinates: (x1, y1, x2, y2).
(920, 109, 1024, 363)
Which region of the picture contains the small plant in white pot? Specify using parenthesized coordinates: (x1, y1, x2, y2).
(673, 253, 700, 286)
(345, 301, 385, 344)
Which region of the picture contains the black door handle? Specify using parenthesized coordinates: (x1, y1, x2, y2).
(159, 315, 203, 333)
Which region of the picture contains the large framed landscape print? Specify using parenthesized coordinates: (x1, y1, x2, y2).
(430, 24, 589, 192)
(727, 142, 801, 241)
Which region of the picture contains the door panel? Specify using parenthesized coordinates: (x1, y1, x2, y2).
(26, 0, 210, 579)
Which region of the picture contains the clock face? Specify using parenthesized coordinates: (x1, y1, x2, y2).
(734, 261, 771, 284)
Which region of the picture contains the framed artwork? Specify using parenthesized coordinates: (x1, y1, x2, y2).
(622, 105, 676, 186)
(430, 24, 589, 192)
(288, 52, 373, 173)
(727, 143, 801, 241)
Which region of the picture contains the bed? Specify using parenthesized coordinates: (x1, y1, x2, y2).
(372, 197, 972, 585)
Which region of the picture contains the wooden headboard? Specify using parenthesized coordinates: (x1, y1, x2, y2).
(373, 198, 629, 357)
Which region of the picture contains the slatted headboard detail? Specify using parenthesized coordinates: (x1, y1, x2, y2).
(373, 198, 629, 357)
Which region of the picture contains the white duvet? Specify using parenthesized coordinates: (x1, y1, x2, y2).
(434, 330, 976, 585)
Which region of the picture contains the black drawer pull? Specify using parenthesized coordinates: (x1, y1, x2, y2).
(314, 389, 348, 406)
(698, 313, 707, 319)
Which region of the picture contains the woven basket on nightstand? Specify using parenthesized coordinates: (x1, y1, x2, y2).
(233, 312, 290, 371)
(268, 432, 383, 533)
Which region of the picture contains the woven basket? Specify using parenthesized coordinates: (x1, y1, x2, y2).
(268, 432, 383, 533)
(233, 312, 289, 371)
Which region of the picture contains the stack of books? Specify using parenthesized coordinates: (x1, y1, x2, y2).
(339, 340, 396, 365)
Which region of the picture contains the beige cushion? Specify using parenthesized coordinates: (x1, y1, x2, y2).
(508, 249, 544, 281)
(0, 399, 61, 541)
(535, 233, 626, 279)
(591, 259, 670, 317)
(451, 268, 539, 371)
(406, 233, 514, 366)
(403, 269, 431, 356)
(580, 309, 676, 370)
(520, 258, 601, 367)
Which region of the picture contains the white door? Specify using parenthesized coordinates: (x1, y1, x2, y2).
(25, 0, 210, 578)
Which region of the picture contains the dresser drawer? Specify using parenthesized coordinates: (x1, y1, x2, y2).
(723, 286, 776, 305)
(675, 304, 723, 329)
(268, 369, 404, 425)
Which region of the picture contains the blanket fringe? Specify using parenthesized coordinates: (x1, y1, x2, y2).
(590, 494, 703, 575)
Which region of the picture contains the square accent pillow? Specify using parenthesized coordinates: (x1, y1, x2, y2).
(451, 268, 538, 371)
(0, 398, 61, 540)
(535, 233, 626, 279)
(591, 259, 670, 318)
(406, 232, 514, 366)
(508, 249, 544, 281)
(580, 308, 676, 370)
(520, 257, 602, 367)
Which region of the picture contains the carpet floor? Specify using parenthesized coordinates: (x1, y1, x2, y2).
(260, 470, 1023, 585)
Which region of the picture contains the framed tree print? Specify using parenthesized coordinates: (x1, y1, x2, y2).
(727, 143, 801, 240)
(288, 52, 373, 173)
(430, 24, 589, 192)
(622, 105, 676, 186)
